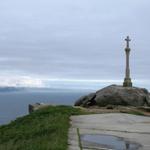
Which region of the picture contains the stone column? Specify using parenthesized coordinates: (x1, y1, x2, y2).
(123, 36, 132, 87)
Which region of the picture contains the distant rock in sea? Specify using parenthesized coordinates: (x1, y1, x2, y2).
(0, 87, 25, 92)
(75, 85, 150, 107)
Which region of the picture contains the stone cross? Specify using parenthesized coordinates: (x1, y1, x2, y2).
(123, 36, 132, 87)
(125, 36, 131, 48)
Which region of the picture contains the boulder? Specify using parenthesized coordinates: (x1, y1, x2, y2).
(75, 85, 150, 107)
(74, 93, 96, 107)
(28, 103, 52, 113)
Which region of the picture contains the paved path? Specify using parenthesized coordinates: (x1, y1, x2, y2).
(68, 113, 150, 150)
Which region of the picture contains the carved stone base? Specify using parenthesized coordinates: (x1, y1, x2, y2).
(123, 78, 132, 87)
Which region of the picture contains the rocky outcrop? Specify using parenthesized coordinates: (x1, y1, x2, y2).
(75, 85, 150, 107)
(28, 103, 52, 113)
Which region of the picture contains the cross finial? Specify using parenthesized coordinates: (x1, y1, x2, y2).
(125, 36, 131, 48)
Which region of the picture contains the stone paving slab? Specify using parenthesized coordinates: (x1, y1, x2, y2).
(68, 113, 150, 150)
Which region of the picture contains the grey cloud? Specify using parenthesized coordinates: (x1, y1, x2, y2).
(0, 0, 150, 85)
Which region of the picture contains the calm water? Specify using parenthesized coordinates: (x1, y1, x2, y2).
(0, 89, 90, 125)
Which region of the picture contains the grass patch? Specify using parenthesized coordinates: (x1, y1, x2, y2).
(0, 105, 87, 150)
(120, 110, 145, 116)
(0, 105, 146, 150)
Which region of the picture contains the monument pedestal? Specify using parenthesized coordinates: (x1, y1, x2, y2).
(123, 78, 132, 87)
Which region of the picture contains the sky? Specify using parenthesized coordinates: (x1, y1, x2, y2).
(0, 0, 150, 89)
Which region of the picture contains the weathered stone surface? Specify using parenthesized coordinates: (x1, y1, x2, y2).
(75, 85, 150, 107)
(69, 113, 150, 150)
(28, 103, 52, 113)
(74, 93, 96, 107)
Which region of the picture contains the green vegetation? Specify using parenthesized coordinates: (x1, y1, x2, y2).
(0, 105, 147, 150)
(0, 106, 87, 150)
(120, 109, 145, 116)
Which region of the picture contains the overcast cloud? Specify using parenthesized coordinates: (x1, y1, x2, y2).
(0, 0, 150, 88)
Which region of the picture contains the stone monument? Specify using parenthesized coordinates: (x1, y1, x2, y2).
(74, 36, 150, 107)
(123, 36, 132, 87)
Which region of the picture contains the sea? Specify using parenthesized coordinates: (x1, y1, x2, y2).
(0, 88, 91, 125)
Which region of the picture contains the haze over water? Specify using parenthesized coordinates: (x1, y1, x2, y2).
(0, 79, 149, 125)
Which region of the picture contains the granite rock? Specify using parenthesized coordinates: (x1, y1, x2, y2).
(75, 85, 150, 107)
